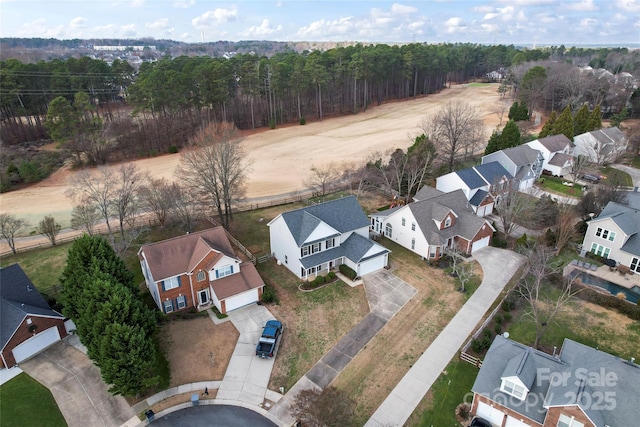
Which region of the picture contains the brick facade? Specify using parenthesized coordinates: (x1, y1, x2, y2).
(1, 316, 66, 368)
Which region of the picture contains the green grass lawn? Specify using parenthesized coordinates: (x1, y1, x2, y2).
(631, 156, 640, 169)
(0, 373, 67, 427)
(600, 166, 633, 186)
(537, 175, 583, 197)
(467, 82, 491, 87)
(0, 243, 72, 293)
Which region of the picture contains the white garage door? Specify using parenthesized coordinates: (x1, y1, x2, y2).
(13, 326, 61, 363)
(358, 256, 385, 276)
(472, 236, 490, 253)
(476, 401, 505, 426)
(224, 288, 260, 312)
(505, 416, 532, 427)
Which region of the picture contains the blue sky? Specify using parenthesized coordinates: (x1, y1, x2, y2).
(1, 0, 639, 46)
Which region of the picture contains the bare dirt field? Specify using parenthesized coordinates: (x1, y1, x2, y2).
(0, 84, 502, 232)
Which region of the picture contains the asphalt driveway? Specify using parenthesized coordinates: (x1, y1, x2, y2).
(19, 339, 134, 427)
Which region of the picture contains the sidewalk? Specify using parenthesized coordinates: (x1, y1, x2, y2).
(365, 247, 525, 427)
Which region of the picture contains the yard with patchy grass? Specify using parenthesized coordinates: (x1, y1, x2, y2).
(536, 175, 584, 197)
(0, 373, 67, 427)
(0, 242, 72, 293)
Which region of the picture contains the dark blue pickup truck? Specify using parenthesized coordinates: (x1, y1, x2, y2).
(256, 320, 283, 358)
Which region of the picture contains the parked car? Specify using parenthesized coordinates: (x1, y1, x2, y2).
(581, 174, 600, 183)
(469, 417, 492, 427)
(256, 319, 283, 358)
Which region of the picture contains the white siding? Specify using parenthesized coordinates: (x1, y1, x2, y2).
(381, 208, 429, 257)
(436, 173, 470, 198)
(269, 215, 305, 279)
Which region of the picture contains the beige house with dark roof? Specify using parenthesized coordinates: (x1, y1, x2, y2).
(138, 227, 264, 314)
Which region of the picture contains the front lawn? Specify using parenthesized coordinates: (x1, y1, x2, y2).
(600, 166, 633, 186)
(0, 373, 67, 427)
(536, 175, 583, 197)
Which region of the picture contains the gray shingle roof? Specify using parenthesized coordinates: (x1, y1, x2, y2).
(413, 186, 443, 201)
(1, 264, 63, 351)
(299, 232, 389, 268)
(473, 162, 514, 185)
(547, 152, 572, 167)
(473, 335, 640, 427)
(281, 196, 371, 246)
(591, 201, 640, 257)
(535, 134, 572, 152)
(501, 145, 540, 166)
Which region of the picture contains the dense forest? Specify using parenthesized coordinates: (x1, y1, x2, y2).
(1, 42, 638, 163)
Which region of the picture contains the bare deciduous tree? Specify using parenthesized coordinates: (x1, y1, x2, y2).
(291, 386, 354, 427)
(71, 203, 101, 236)
(567, 155, 590, 183)
(171, 184, 203, 233)
(342, 159, 374, 198)
(554, 203, 579, 255)
(445, 245, 475, 292)
(0, 213, 29, 254)
(139, 178, 180, 227)
(180, 122, 250, 228)
(112, 164, 149, 250)
(304, 163, 340, 197)
(494, 190, 533, 237)
(421, 101, 485, 172)
(518, 245, 579, 348)
(37, 215, 61, 246)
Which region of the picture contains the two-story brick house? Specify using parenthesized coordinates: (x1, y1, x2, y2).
(268, 196, 390, 279)
(471, 335, 639, 427)
(138, 227, 264, 314)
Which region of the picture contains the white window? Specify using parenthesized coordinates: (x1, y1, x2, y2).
(402, 217, 406, 226)
(590, 243, 610, 258)
(177, 295, 187, 309)
(444, 217, 452, 228)
(595, 227, 616, 241)
(557, 414, 584, 427)
(196, 271, 205, 282)
(631, 257, 639, 273)
(163, 276, 180, 291)
(217, 265, 233, 278)
(302, 243, 322, 257)
(411, 222, 416, 231)
(302, 246, 309, 256)
(608, 231, 616, 241)
(411, 238, 415, 250)
(385, 223, 392, 238)
(163, 299, 174, 313)
(326, 238, 334, 249)
(312, 242, 321, 253)
(501, 379, 526, 400)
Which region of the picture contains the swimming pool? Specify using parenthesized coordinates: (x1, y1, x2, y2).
(569, 271, 640, 304)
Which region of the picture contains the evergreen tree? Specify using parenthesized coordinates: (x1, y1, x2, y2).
(508, 102, 520, 120)
(587, 105, 602, 131)
(98, 323, 159, 396)
(485, 129, 502, 155)
(539, 111, 557, 138)
(552, 105, 574, 141)
(500, 120, 521, 148)
(573, 104, 590, 136)
(517, 102, 529, 121)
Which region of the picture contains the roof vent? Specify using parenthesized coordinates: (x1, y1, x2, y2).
(27, 285, 33, 292)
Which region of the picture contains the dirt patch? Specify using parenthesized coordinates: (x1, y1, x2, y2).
(159, 316, 239, 387)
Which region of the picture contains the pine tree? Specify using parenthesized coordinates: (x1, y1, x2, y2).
(573, 104, 590, 136)
(587, 105, 602, 131)
(508, 102, 520, 120)
(539, 111, 557, 138)
(517, 102, 529, 121)
(485, 129, 502, 155)
(552, 105, 574, 141)
(500, 120, 522, 148)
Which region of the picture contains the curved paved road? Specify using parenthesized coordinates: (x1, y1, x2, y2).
(149, 404, 277, 427)
(365, 247, 526, 427)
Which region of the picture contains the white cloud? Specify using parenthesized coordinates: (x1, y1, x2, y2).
(444, 17, 467, 33)
(473, 6, 495, 13)
(483, 12, 498, 20)
(173, 0, 194, 8)
(616, 0, 640, 11)
(498, 0, 552, 5)
(146, 18, 169, 30)
(130, 0, 144, 7)
(240, 19, 282, 37)
(481, 23, 499, 33)
(192, 6, 238, 28)
(579, 17, 598, 26)
(565, 0, 598, 11)
(121, 24, 137, 36)
(70, 17, 87, 29)
(296, 17, 354, 39)
(407, 20, 425, 31)
(391, 3, 418, 14)
(18, 19, 65, 38)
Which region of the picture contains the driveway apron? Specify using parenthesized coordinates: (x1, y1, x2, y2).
(19, 339, 134, 427)
(269, 270, 417, 425)
(365, 247, 525, 427)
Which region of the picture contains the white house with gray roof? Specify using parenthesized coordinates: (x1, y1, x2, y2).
(525, 134, 574, 177)
(435, 161, 515, 217)
(581, 201, 640, 274)
(370, 187, 494, 260)
(573, 127, 627, 165)
(482, 145, 544, 190)
(268, 196, 390, 279)
(471, 335, 640, 427)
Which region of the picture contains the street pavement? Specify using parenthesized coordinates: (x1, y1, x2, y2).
(365, 247, 525, 427)
(611, 163, 640, 188)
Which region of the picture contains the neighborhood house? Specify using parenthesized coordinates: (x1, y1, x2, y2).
(138, 227, 265, 314)
(471, 335, 639, 427)
(580, 201, 640, 274)
(482, 145, 544, 190)
(573, 127, 627, 165)
(0, 264, 67, 368)
(370, 186, 494, 260)
(525, 134, 574, 177)
(268, 196, 390, 279)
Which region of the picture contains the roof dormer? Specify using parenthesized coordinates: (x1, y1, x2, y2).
(500, 351, 536, 401)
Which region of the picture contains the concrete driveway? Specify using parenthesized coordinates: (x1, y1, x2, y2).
(19, 339, 134, 427)
(612, 163, 640, 188)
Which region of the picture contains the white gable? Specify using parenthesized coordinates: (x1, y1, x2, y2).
(303, 221, 340, 245)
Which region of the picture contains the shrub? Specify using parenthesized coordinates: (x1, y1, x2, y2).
(503, 312, 512, 322)
(299, 116, 306, 125)
(339, 264, 357, 281)
(314, 275, 325, 286)
(494, 323, 502, 335)
(18, 161, 44, 183)
(262, 285, 278, 304)
(471, 329, 493, 353)
(269, 119, 276, 129)
(327, 271, 336, 281)
(168, 145, 179, 154)
(494, 314, 503, 325)
(492, 237, 507, 248)
(502, 298, 515, 312)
